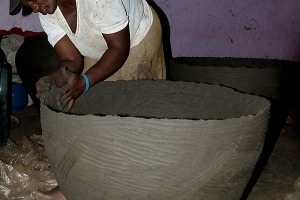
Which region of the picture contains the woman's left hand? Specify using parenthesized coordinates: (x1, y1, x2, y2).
(57, 67, 86, 112)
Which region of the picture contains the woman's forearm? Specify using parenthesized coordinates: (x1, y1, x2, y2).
(57, 59, 83, 74)
(84, 46, 129, 87)
(84, 26, 130, 87)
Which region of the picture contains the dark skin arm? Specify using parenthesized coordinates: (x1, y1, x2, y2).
(55, 25, 130, 110)
(53, 34, 83, 86)
(85, 25, 130, 86)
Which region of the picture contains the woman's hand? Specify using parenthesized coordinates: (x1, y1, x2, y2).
(57, 67, 86, 112)
(36, 74, 66, 111)
(52, 67, 69, 87)
(36, 75, 55, 103)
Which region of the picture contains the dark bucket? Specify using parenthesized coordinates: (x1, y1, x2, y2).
(12, 83, 28, 112)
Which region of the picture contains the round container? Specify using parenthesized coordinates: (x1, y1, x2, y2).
(41, 80, 270, 200)
(12, 83, 28, 112)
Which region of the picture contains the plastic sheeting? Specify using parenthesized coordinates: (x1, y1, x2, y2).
(0, 135, 57, 200)
(0, 34, 24, 74)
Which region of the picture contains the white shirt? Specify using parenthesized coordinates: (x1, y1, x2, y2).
(39, 0, 153, 60)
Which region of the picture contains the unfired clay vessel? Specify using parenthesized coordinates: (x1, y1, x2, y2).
(40, 80, 270, 200)
(168, 57, 299, 101)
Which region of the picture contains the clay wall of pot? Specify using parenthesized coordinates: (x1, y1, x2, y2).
(41, 80, 271, 200)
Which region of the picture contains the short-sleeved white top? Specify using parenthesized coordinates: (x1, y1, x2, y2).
(39, 0, 153, 60)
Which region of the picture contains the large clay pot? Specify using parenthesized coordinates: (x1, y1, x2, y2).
(168, 57, 299, 101)
(41, 80, 270, 200)
(168, 57, 300, 198)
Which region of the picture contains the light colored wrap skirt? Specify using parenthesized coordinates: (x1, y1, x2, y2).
(83, 8, 166, 81)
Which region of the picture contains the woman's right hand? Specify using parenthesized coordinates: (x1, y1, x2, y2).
(59, 68, 86, 112)
(35, 75, 55, 103)
(35, 74, 67, 111)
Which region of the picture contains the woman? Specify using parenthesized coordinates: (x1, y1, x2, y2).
(10, 0, 166, 111)
(10, 0, 166, 199)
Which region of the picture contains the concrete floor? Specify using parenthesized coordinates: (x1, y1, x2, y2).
(10, 105, 42, 143)
(4, 104, 300, 199)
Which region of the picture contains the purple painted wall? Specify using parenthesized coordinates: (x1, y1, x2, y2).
(154, 0, 300, 61)
(0, 1, 43, 33)
(1, 0, 300, 61)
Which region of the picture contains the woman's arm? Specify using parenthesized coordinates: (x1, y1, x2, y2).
(53, 34, 83, 87)
(85, 25, 130, 87)
(58, 25, 130, 111)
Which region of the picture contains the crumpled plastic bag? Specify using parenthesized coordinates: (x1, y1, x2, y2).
(0, 34, 24, 74)
(0, 135, 57, 200)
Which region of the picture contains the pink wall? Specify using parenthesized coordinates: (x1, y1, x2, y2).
(1, 0, 300, 61)
(0, 1, 43, 33)
(154, 0, 300, 61)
